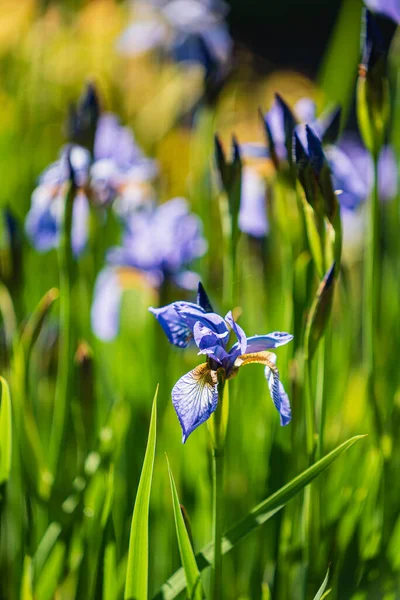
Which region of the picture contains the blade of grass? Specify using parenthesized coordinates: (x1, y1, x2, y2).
(153, 435, 366, 599)
(313, 567, 330, 600)
(0, 376, 12, 484)
(34, 541, 66, 600)
(124, 386, 158, 600)
(20, 556, 33, 600)
(166, 455, 205, 600)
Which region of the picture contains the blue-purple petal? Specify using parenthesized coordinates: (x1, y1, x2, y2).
(175, 304, 228, 337)
(91, 268, 123, 341)
(225, 311, 247, 354)
(149, 301, 198, 348)
(193, 321, 229, 352)
(172, 364, 219, 443)
(245, 332, 294, 353)
(264, 356, 291, 426)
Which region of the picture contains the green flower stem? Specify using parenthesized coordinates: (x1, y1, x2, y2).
(49, 178, 77, 476)
(315, 336, 327, 461)
(210, 377, 226, 600)
(364, 155, 383, 442)
(211, 445, 224, 600)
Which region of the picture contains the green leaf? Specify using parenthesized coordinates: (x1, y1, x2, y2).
(124, 386, 158, 600)
(304, 263, 336, 361)
(33, 522, 62, 581)
(313, 567, 331, 600)
(103, 541, 117, 600)
(166, 456, 205, 600)
(0, 376, 12, 484)
(20, 288, 59, 363)
(34, 541, 66, 600)
(153, 435, 366, 600)
(20, 556, 33, 600)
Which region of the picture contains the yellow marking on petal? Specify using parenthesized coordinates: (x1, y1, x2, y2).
(236, 351, 277, 371)
(191, 363, 219, 390)
(116, 267, 151, 291)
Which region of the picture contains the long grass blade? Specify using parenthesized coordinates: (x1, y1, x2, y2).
(124, 386, 158, 600)
(166, 455, 205, 600)
(313, 567, 330, 600)
(0, 376, 12, 484)
(154, 435, 366, 599)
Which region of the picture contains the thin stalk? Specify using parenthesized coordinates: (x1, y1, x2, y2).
(304, 356, 315, 461)
(49, 179, 76, 475)
(315, 337, 326, 461)
(211, 446, 224, 600)
(210, 377, 226, 600)
(363, 155, 383, 442)
(218, 191, 233, 309)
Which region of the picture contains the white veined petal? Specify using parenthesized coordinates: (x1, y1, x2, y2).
(172, 364, 218, 442)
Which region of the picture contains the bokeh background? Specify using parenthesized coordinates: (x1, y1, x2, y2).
(0, 1, 399, 599)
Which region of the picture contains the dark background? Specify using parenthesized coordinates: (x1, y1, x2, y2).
(227, 0, 342, 74)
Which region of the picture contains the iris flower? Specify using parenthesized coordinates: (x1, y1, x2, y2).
(26, 113, 157, 255)
(117, 0, 232, 80)
(149, 284, 293, 442)
(365, 0, 400, 26)
(238, 166, 269, 239)
(91, 198, 207, 340)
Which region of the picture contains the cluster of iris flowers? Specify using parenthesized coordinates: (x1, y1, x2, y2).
(24, 0, 399, 448)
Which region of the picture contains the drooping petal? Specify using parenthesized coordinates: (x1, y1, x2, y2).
(91, 268, 124, 341)
(245, 332, 294, 352)
(236, 350, 291, 425)
(149, 301, 199, 348)
(265, 357, 291, 426)
(172, 363, 219, 443)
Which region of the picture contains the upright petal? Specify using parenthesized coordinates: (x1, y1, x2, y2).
(193, 321, 229, 351)
(245, 332, 293, 352)
(91, 268, 123, 341)
(172, 363, 219, 443)
(149, 301, 198, 348)
(225, 311, 247, 354)
(175, 304, 228, 337)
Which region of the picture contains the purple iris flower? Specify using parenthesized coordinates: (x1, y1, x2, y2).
(327, 135, 398, 208)
(238, 167, 269, 238)
(116, 0, 232, 79)
(149, 283, 293, 442)
(91, 198, 207, 341)
(26, 114, 157, 255)
(365, 0, 400, 24)
(25, 147, 90, 256)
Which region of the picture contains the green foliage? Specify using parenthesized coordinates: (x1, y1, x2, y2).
(125, 388, 158, 600)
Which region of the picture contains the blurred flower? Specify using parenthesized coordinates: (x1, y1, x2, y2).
(25, 147, 90, 256)
(117, 0, 232, 80)
(91, 198, 207, 340)
(26, 113, 157, 255)
(364, 0, 400, 25)
(327, 135, 398, 208)
(238, 167, 269, 238)
(149, 283, 293, 441)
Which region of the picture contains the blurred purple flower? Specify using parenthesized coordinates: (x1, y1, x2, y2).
(26, 114, 157, 255)
(25, 186, 89, 256)
(328, 135, 398, 208)
(149, 283, 293, 441)
(238, 167, 269, 238)
(365, 0, 400, 23)
(117, 0, 232, 79)
(91, 198, 207, 340)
